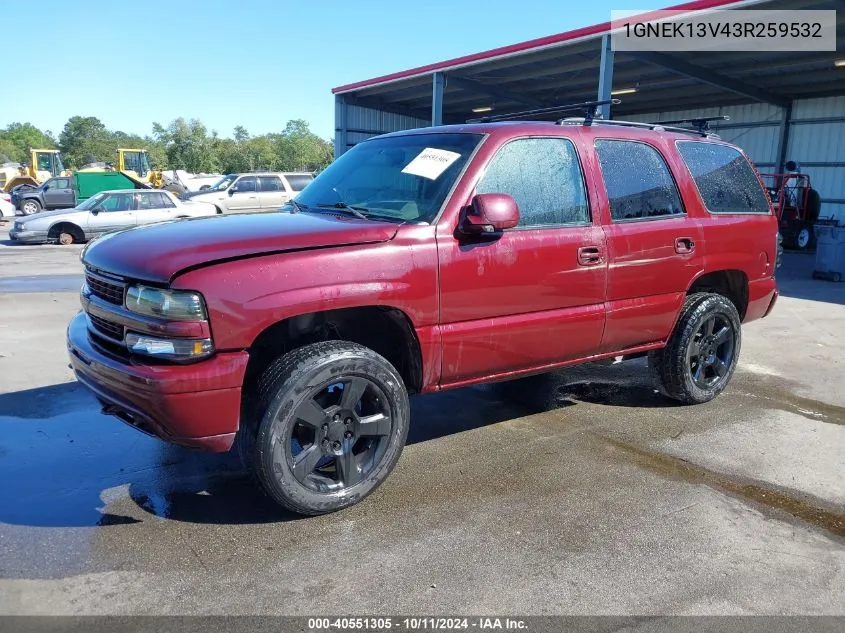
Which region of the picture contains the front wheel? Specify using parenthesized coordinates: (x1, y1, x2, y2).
(649, 293, 742, 404)
(21, 199, 41, 215)
(240, 341, 410, 515)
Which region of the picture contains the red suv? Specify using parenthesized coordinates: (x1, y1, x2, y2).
(68, 115, 779, 515)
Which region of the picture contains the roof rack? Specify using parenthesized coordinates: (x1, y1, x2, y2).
(558, 117, 722, 138)
(466, 98, 620, 124)
(650, 115, 730, 134)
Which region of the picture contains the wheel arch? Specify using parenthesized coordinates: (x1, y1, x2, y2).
(686, 269, 749, 320)
(243, 305, 424, 397)
(48, 221, 85, 242)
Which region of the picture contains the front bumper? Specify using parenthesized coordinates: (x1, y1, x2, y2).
(9, 228, 49, 243)
(67, 311, 249, 452)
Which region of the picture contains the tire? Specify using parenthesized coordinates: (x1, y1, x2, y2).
(20, 199, 41, 215)
(239, 341, 410, 515)
(648, 293, 742, 404)
(794, 222, 814, 251)
(164, 183, 186, 196)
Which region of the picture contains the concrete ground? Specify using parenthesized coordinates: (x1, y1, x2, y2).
(0, 221, 843, 616)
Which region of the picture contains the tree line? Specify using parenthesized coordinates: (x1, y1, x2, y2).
(0, 117, 334, 174)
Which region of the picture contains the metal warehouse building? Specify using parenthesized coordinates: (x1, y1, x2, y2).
(332, 0, 845, 221)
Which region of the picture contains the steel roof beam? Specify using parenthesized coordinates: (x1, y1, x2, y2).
(629, 51, 790, 107)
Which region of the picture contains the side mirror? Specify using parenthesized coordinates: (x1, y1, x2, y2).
(460, 193, 520, 235)
(228, 186, 238, 196)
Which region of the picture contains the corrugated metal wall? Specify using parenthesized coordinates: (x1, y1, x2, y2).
(341, 103, 429, 152)
(627, 98, 844, 221)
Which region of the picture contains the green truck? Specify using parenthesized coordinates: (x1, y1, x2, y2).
(11, 171, 149, 215)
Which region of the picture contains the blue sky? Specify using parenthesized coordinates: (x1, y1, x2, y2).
(7, 0, 655, 141)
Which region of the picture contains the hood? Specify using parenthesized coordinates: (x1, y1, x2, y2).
(20, 207, 84, 222)
(82, 211, 400, 283)
(180, 189, 213, 200)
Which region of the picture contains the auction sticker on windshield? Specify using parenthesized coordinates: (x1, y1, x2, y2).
(402, 147, 462, 180)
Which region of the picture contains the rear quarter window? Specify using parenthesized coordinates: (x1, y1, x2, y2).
(676, 141, 770, 214)
(284, 174, 314, 192)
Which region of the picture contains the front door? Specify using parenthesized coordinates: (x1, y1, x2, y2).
(43, 177, 74, 209)
(85, 191, 137, 237)
(589, 138, 704, 352)
(226, 176, 260, 212)
(437, 135, 607, 385)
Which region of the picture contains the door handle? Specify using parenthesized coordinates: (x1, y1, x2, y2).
(675, 237, 695, 254)
(577, 246, 604, 266)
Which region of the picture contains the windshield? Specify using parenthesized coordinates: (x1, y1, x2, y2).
(55, 154, 65, 174)
(295, 133, 483, 223)
(210, 175, 238, 191)
(76, 192, 108, 210)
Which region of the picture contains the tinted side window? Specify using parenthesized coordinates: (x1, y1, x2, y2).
(285, 174, 313, 192)
(236, 177, 257, 192)
(53, 178, 70, 189)
(595, 140, 684, 221)
(676, 141, 770, 214)
(258, 176, 283, 192)
(160, 192, 176, 208)
(136, 191, 169, 210)
(476, 137, 589, 227)
(101, 193, 133, 212)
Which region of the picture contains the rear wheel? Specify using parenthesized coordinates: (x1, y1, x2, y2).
(649, 293, 741, 404)
(239, 341, 410, 515)
(58, 232, 74, 245)
(21, 199, 41, 215)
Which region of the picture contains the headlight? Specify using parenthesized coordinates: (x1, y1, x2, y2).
(125, 332, 214, 361)
(13, 221, 23, 231)
(125, 285, 207, 320)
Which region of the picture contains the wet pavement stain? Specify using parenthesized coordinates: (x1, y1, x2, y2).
(0, 274, 83, 293)
(603, 436, 845, 540)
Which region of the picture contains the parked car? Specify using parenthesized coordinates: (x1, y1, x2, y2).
(11, 171, 149, 216)
(181, 172, 314, 214)
(10, 189, 216, 244)
(67, 118, 779, 516)
(0, 191, 14, 219)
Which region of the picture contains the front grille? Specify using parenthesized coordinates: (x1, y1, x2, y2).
(86, 271, 125, 305)
(89, 314, 124, 341)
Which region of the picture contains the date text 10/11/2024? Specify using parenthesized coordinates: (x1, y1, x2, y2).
(307, 617, 529, 630)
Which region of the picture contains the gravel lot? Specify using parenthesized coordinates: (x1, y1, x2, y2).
(0, 220, 843, 615)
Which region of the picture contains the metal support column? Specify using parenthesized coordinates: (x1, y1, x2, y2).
(776, 101, 793, 172)
(334, 94, 348, 158)
(432, 72, 446, 126)
(596, 35, 614, 120)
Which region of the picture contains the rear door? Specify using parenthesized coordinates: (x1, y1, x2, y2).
(257, 176, 285, 210)
(226, 176, 260, 212)
(589, 137, 703, 352)
(43, 178, 74, 209)
(437, 133, 607, 384)
(85, 192, 137, 236)
(135, 191, 175, 225)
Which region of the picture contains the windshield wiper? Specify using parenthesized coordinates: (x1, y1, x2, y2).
(288, 199, 307, 214)
(313, 201, 369, 220)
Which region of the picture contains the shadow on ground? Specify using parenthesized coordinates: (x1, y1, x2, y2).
(777, 251, 845, 305)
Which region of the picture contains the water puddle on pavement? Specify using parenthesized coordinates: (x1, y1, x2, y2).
(603, 436, 845, 539)
(0, 274, 83, 293)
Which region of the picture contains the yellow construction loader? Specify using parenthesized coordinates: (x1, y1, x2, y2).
(0, 149, 70, 192)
